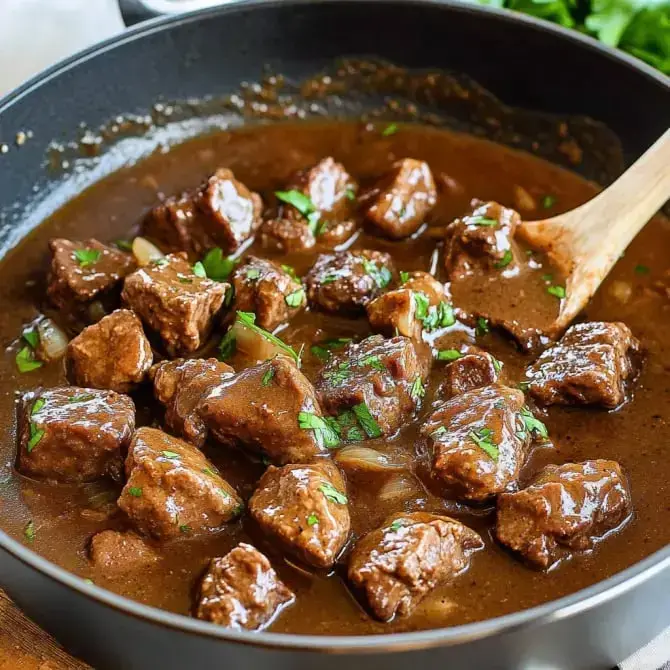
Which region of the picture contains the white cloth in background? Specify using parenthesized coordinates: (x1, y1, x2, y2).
(0, 1, 668, 668)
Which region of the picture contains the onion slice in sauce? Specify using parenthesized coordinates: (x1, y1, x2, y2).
(335, 446, 405, 472)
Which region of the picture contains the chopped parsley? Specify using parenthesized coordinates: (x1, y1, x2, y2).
(323, 362, 351, 385)
(468, 216, 498, 227)
(319, 482, 348, 505)
(275, 190, 322, 235)
(22, 329, 39, 349)
(469, 427, 499, 461)
(161, 450, 181, 460)
(24, 520, 35, 543)
(494, 249, 514, 269)
(381, 123, 398, 137)
(178, 277, 193, 284)
(519, 406, 549, 439)
(74, 248, 101, 267)
(344, 186, 356, 201)
(542, 195, 556, 209)
(437, 349, 462, 362)
(202, 467, 217, 477)
(547, 285, 566, 299)
(635, 264, 650, 275)
(321, 273, 339, 284)
(359, 354, 384, 370)
(399, 271, 410, 284)
(476, 317, 490, 336)
(127, 487, 143, 497)
(431, 426, 448, 439)
(414, 292, 430, 321)
(307, 513, 319, 526)
(352, 402, 382, 438)
(414, 293, 455, 332)
(285, 287, 306, 308)
(192, 261, 207, 278)
(151, 257, 169, 268)
(310, 337, 352, 360)
(114, 239, 133, 251)
(261, 366, 275, 386)
(390, 519, 406, 532)
(218, 329, 237, 361)
(410, 376, 425, 400)
(334, 410, 366, 442)
(541, 273, 553, 283)
(298, 411, 341, 449)
(26, 416, 45, 453)
(492, 357, 503, 374)
(179, 524, 192, 534)
(16, 345, 42, 373)
(235, 311, 301, 365)
(281, 264, 299, 280)
(201, 248, 237, 281)
(362, 259, 393, 289)
(31, 398, 46, 416)
(519, 380, 531, 392)
(246, 268, 261, 280)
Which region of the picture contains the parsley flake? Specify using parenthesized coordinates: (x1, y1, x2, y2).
(344, 186, 356, 201)
(298, 411, 341, 449)
(437, 349, 462, 362)
(494, 249, 514, 269)
(74, 248, 101, 267)
(362, 259, 392, 289)
(635, 264, 650, 275)
(390, 519, 406, 532)
(22, 329, 39, 349)
(281, 264, 299, 280)
(161, 450, 181, 460)
(310, 337, 352, 360)
(24, 520, 35, 543)
(307, 513, 319, 526)
(285, 287, 306, 308)
(352, 402, 382, 438)
(16, 346, 42, 373)
(468, 216, 498, 227)
(547, 285, 566, 299)
(246, 268, 261, 280)
(542, 195, 556, 209)
(319, 482, 348, 505)
(218, 330, 237, 361)
(476, 317, 490, 336)
(410, 377, 425, 400)
(114, 239, 133, 251)
(399, 271, 410, 284)
(31, 398, 46, 416)
(261, 367, 275, 387)
(359, 354, 384, 371)
(492, 357, 503, 374)
(127, 487, 143, 498)
(324, 362, 351, 385)
(192, 261, 207, 278)
(381, 123, 398, 136)
(469, 427, 499, 461)
(201, 248, 237, 281)
(519, 406, 549, 439)
(26, 422, 45, 452)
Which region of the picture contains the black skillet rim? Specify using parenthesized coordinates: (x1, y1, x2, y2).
(0, 0, 669, 653)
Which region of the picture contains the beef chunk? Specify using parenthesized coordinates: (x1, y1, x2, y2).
(150, 358, 234, 448)
(438, 347, 501, 400)
(367, 271, 452, 339)
(348, 512, 482, 621)
(421, 384, 531, 501)
(17, 387, 134, 482)
(122, 252, 228, 355)
(143, 168, 263, 255)
(231, 256, 305, 331)
(444, 200, 521, 280)
(259, 217, 316, 253)
(526, 321, 641, 408)
(365, 159, 437, 239)
(196, 543, 294, 630)
(496, 460, 632, 569)
(249, 461, 350, 568)
(67, 309, 153, 392)
(118, 427, 242, 540)
(199, 356, 326, 464)
(89, 530, 159, 574)
(47, 238, 135, 310)
(315, 335, 429, 437)
(305, 250, 395, 314)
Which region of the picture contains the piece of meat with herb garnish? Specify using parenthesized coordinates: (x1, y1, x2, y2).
(67, 309, 153, 393)
(367, 271, 454, 339)
(150, 358, 234, 448)
(249, 461, 350, 568)
(47, 238, 135, 310)
(437, 346, 502, 400)
(422, 384, 545, 501)
(17, 387, 135, 483)
(525, 321, 641, 408)
(89, 530, 159, 574)
(314, 335, 429, 438)
(365, 158, 437, 239)
(231, 256, 306, 331)
(305, 250, 395, 315)
(196, 543, 295, 630)
(118, 427, 242, 541)
(199, 356, 327, 464)
(348, 512, 483, 621)
(122, 252, 228, 355)
(444, 200, 521, 280)
(143, 168, 262, 255)
(496, 460, 632, 569)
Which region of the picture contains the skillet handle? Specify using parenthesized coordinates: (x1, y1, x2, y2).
(119, 0, 235, 25)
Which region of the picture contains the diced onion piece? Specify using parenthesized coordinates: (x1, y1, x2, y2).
(132, 236, 164, 266)
(335, 446, 405, 473)
(416, 595, 457, 618)
(609, 280, 632, 304)
(230, 320, 287, 362)
(36, 318, 68, 362)
(377, 475, 419, 503)
(513, 185, 536, 212)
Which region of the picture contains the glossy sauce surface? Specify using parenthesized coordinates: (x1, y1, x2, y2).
(0, 121, 669, 635)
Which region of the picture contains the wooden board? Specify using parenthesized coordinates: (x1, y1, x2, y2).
(0, 590, 87, 670)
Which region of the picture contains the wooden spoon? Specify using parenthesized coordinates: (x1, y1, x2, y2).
(519, 128, 670, 336)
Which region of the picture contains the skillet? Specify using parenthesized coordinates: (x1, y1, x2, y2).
(0, 1, 668, 668)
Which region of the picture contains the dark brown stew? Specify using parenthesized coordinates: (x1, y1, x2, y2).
(1, 120, 669, 636)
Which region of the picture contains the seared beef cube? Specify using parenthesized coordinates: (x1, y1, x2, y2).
(122, 253, 228, 355)
(199, 357, 326, 464)
(89, 530, 159, 574)
(438, 347, 501, 400)
(231, 256, 305, 331)
(143, 168, 263, 255)
(17, 387, 134, 482)
(67, 309, 153, 392)
(422, 385, 530, 501)
(150, 358, 234, 448)
(367, 271, 451, 339)
(365, 159, 437, 239)
(496, 460, 632, 569)
(249, 461, 350, 568)
(305, 250, 395, 314)
(196, 543, 294, 630)
(526, 321, 640, 408)
(348, 512, 482, 621)
(47, 238, 135, 310)
(118, 427, 242, 540)
(259, 217, 316, 253)
(444, 200, 521, 280)
(315, 335, 428, 437)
